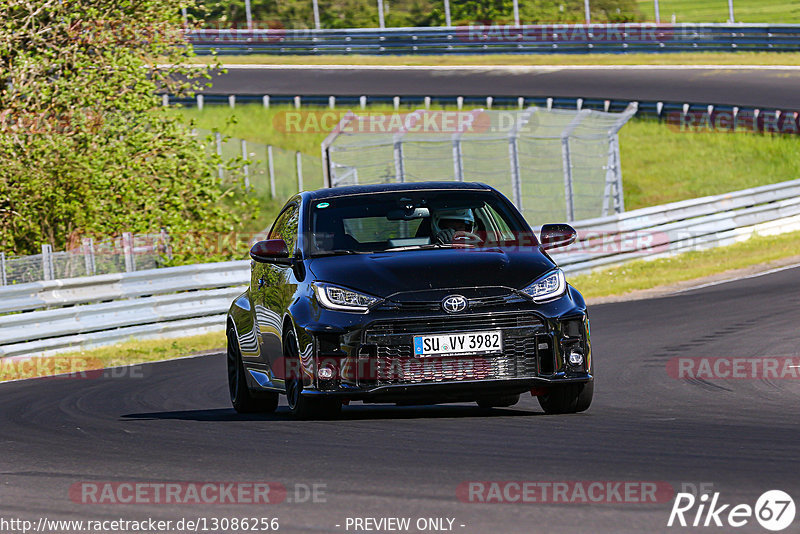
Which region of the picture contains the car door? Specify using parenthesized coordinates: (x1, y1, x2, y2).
(251, 203, 300, 383)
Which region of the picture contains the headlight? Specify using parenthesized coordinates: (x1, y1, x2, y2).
(313, 283, 381, 313)
(521, 269, 567, 302)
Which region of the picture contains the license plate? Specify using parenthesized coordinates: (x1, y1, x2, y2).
(413, 330, 503, 357)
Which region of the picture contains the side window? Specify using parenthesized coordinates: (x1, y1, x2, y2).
(269, 204, 300, 252)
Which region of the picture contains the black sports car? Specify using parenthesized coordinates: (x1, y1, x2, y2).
(226, 182, 592, 418)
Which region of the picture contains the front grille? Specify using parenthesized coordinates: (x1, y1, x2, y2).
(360, 313, 545, 385)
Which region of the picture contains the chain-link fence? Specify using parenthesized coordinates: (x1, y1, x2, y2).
(197, 129, 323, 201)
(0, 233, 171, 286)
(322, 105, 637, 224)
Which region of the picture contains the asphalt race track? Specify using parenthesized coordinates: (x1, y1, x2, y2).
(2, 265, 799, 533)
(206, 66, 800, 109)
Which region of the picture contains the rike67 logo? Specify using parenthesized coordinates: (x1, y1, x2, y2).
(668, 490, 795, 531)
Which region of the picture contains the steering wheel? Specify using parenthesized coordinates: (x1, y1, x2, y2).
(452, 231, 483, 246)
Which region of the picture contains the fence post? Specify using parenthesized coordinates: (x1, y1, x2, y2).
(0, 252, 6, 286)
(377, 0, 385, 29)
(296, 151, 304, 191)
(267, 145, 277, 198)
(241, 139, 250, 191)
(82, 238, 96, 276)
(507, 107, 537, 212)
(160, 228, 173, 260)
(42, 244, 54, 281)
(393, 138, 405, 183)
(312, 0, 321, 29)
(559, 109, 591, 222)
(244, 0, 253, 29)
(215, 132, 224, 181)
(122, 232, 135, 272)
(452, 138, 464, 182)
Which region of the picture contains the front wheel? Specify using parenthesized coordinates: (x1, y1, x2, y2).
(537, 381, 593, 414)
(227, 327, 279, 414)
(284, 329, 341, 420)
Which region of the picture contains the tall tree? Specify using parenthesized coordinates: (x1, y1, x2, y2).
(0, 0, 239, 257)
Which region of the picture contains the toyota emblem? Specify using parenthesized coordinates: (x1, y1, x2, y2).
(442, 294, 468, 314)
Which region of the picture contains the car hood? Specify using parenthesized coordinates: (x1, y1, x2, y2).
(306, 247, 556, 298)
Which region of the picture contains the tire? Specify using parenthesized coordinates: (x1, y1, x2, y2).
(537, 381, 593, 414)
(227, 327, 279, 414)
(476, 394, 520, 409)
(283, 329, 341, 420)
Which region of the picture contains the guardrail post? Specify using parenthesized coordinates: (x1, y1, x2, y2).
(82, 238, 96, 276)
(444, 0, 452, 27)
(329, 96, 336, 109)
(294, 96, 301, 109)
(159, 228, 173, 260)
(584, 0, 591, 23)
(296, 151, 304, 191)
(241, 139, 250, 191)
(228, 95, 236, 108)
(0, 252, 6, 286)
(263, 95, 270, 108)
(161, 94, 169, 107)
(122, 233, 135, 272)
(512, 0, 520, 26)
(360, 96, 367, 109)
(654, 0, 661, 23)
(196, 94, 204, 110)
(267, 145, 277, 198)
(41, 244, 54, 281)
(728, 0, 735, 23)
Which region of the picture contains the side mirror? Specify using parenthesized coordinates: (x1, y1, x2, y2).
(540, 224, 577, 251)
(250, 239, 290, 263)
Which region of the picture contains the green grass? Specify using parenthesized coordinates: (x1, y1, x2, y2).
(191, 52, 800, 66)
(619, 118, 800, 210)
(570, 229, 800, 298)
(0, 332, 225, 382)
(636, 0, 800, 23)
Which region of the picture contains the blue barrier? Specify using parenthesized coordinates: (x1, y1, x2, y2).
(186, 23, 800, 55)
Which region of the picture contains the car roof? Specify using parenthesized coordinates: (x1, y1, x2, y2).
(302, 181, 493, 201)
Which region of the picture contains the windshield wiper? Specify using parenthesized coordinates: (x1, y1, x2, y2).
(310, 249, 364, 257)
(383, 243, 459, 252)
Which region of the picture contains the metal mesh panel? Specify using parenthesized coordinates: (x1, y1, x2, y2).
(324, 106, 636, 224)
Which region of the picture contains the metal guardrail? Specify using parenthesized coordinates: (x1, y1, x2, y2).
(2, 179, 799, 358)
(550, 178, 800, 274)
(186, 23, 800, 55)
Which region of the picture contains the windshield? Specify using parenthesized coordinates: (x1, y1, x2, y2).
(308, 190, 535, 256)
